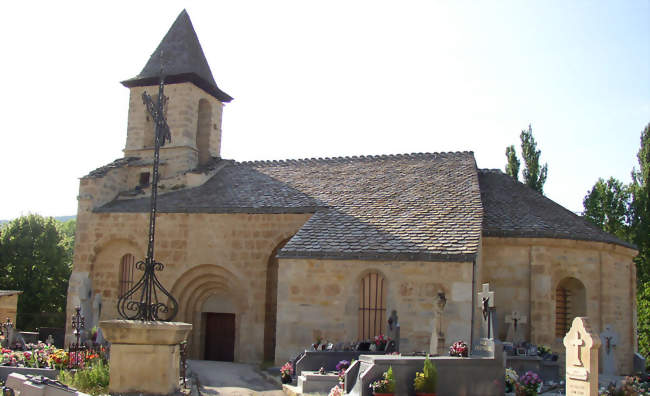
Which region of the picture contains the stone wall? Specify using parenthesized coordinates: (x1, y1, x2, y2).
(124, 82, 224, 175)
(0, 293, 20, 324)
(481, 237, 637, 374)
(274, 258, 475, 365)
(67, 211, 311, 362)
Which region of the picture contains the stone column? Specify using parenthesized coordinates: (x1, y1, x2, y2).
(101, 320, 192, 395)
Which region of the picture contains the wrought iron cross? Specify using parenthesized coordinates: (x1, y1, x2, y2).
(117, 74, 178, 322)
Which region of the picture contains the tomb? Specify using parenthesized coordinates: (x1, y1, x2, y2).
(563, 317, 600, 396)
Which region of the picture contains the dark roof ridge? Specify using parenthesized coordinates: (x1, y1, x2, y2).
(237, 151, 475, 166)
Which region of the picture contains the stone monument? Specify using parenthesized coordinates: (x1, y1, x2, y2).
(100, 52, 191, 396)
(505, 311, 527, 345)
(430, 292, 447, 355)
(563, 317, 600, 396)
(473, 283, 498, 357)
(386, 310, 400, 352)
(599, 324, 618, 376)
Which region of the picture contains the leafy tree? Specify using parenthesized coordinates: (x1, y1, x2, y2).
(582, 177, 631, 241)
(505, 145, 520, 180)
(630, 123, 650, 284)
(520, 124, 548, 194)
(638, 281, 650, 366)
(0, 214, 73, 330)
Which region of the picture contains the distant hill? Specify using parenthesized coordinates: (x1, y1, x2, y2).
(0, 215, 76, 225)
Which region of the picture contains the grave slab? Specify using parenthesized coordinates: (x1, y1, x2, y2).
(563, 317, 600, 396)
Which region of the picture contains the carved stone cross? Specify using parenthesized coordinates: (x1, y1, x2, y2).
(477, 283, 495, 339)
(505, 311, 527, 344)
(563, 317, 601, 395)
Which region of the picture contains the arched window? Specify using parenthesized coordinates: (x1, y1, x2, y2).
(358, 272, 387, 340)
(196, 99, 212, 166)
(119, 254, 136, 298)
(555, 277, 586, 337)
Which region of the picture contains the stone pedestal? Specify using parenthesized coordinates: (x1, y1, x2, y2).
(100, 320, 192, 395)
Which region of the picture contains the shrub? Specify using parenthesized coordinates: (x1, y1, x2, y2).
(413, 355, 437, 393)
(58, 359, 109, 396)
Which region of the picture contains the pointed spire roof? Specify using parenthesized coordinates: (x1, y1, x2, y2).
(121, 10, 232, 102)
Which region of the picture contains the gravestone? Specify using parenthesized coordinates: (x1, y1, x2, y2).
(386, 310, 400, 352)
(505, 311, 527, 345)
(473, 283, 497, 357)
(478, 283, 496, 339)
(430, 292, 447, 355)
(599, 324, 618, 376)
(563, 317, 600, 396)
(92, 294, 105, 344)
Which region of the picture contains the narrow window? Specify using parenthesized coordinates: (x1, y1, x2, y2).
(139, 172, 150, 186)
(555, 277, 586, 337)
(358, 272, 387, 340)
(119, 254, 136, 298)
(196, 99, 212, 166)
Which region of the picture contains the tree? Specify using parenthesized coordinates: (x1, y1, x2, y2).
(520, 124, 548, 194)
(630, 123, 650, 284)
(0, 214, 73, 330)
(582, 177, 631, 241)
(505, 145, 520, 180)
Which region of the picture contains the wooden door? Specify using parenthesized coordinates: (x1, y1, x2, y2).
(204, 313, 235, 361)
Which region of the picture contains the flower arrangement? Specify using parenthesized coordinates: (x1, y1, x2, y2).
(328, 384, 344, 396)
(515, 371, 542, 396)
(1, 344, 107, 370)
(505, 368, 518, 393)
(336, 360, 351, 385)
(374, 334, 390, 350)
(599, 376, 650, 396)
(369, 366, 395, 395)
(280, 362, 293, 384)
(449, 340, 468, 357)
(413, 355, 437, 395)
(536, 345, 551, 356)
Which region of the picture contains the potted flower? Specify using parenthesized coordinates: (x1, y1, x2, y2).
(505, 367, 518, 393)
(515, 371, 542, 396)
(374, 334, 390, 351)
(336, 360, 350, 386)
(280, 362, 293, 384)
(449, 340, 468, 357)
(413, 355, 437, 396)
(369, 366, 395, 396)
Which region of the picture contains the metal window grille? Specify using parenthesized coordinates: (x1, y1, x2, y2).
(119, 254, 135, 298)
(555, 286, 571, 337)
(358, 272, 387, 340)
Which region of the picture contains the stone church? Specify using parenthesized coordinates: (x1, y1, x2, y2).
(66, 10, 638, 373)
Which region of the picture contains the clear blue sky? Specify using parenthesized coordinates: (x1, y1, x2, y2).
(0, 0, 648, 220)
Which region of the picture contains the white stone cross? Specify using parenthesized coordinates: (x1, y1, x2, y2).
(571, 332, 585, 367)
(477, 283, 495, 339)
(478, 283, 495, 311)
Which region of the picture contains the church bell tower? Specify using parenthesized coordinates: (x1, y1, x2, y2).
(121, 10, 232, 180)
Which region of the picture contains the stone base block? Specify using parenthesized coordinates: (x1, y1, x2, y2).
(100, 320, 192, 395)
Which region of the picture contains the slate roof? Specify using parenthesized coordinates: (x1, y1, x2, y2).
(98, 152, 484, 262)
(478, 169, 636, 249)
(121, 10, 232, 103)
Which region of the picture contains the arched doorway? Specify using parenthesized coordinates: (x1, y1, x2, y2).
(263, 238, 291, 363)
(170, 265, 246, 360)
(555, 277, 586, 337)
